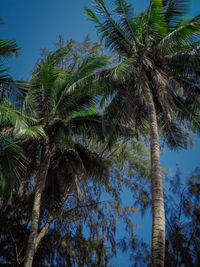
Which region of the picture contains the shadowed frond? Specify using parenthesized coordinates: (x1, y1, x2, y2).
(156, 14, 200, 55)
(162, 0, 191, 30)
(0, 134, 26, 197)
(0, 39, 19, 61)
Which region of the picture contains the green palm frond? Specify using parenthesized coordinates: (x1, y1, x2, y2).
(30, 61, 57, 117)
(0, 66, 29, 103)
(16, 125, 48, 140)
(47, 47, 69, 66)
(156, 14, 200, 55)
(113, 0, 138, 47)
(0, 101, 36, 127)
(162, 0, 191, 30)
(0, 101, 48, 142)
(54, 56, 109, 112)
(66, 56, 109, 89)
(29, 48, 70, 118)
(76, 56, 110, 76)
(164, 46, 200, 78)
(148, 0, 167, 44)
(111, 55, 137, 82)
(66, 113, 105, 141)
(74, 143, 109, 180)
(84, 2, 132, 56)
(0, 134, 26, 197)
(0, 39, 19, 61)
(58, 92, 97, 118)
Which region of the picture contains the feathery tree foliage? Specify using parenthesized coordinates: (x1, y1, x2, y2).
(85, 0, 200, 265)
(0, 132, 152, 266)
(164, 167, 200, 266)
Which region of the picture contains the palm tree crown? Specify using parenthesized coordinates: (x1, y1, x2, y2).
(85, 0, 200, 146)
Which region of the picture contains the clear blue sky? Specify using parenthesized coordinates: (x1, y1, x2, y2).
(2, 0, 199, 80)
(1, 0, 200, 266)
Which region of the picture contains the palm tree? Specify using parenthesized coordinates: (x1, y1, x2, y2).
(84, 0, 200, 266)
(22, 48, 121, 267)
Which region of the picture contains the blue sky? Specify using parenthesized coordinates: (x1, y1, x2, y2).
(2, 0, 199, 80)
(1, 0, 200, 265)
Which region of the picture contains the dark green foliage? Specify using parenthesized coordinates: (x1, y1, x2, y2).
(164, 167, 200, 266)
(0, 134, 26, 199)
(0, 136, 151, 266)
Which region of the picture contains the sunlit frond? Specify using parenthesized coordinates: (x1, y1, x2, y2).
(156, 14, 200, 55)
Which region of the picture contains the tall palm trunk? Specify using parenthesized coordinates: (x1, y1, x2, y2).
(24, 145, 51, 267)
(145, 85, 165, 267)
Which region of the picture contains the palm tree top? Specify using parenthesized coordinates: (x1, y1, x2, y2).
(85, 0, 200, 150)
(85, 0, 200, 56)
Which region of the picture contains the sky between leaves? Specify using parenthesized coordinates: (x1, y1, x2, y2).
(1, 0, 200, 266)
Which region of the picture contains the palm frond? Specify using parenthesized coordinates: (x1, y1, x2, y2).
(65, 113, 105, 142)
(0, 101, 48, 142)
(111, 55, 137, 82)
(113, 0, 138, 48)
(16, 125, 48, 141)
(0, 100, 37, 126)
(162, 0, 191, 30)
(56, 56, 109, 110)
(29, 48, 70, 117)
(84, 1, 132, 56)
(59, 93, 97, 117)
(74, 143, 109, 180)
(156, 14, 200, 55)
(0, 134, 26, 197)
(30, 60, 57, 118)
(0, 39, 19, 61)
(163, 44, 200, 77)
(0, 66, 29, 103)
(148, 0, 167, 44)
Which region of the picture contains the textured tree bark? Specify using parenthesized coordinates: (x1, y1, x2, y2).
(24, 145, 51, 267)
(145, 85, 165, 267)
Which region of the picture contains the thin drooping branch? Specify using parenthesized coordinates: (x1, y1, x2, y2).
(35, 193, 103, 252)
(35, 185, 75, 252)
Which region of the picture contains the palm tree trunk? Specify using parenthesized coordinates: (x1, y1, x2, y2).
(24, 145, 51, 267)
(145, 85, 165, 267)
